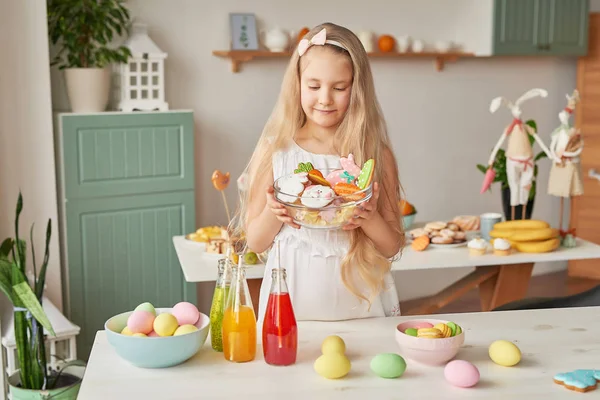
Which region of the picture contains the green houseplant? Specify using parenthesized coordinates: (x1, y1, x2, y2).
(0, 193, 85, 399)
(47, 0, 133, 112)
(477, 120, 548, 220)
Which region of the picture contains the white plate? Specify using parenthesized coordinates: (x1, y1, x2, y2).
(429, 241, 468, 249)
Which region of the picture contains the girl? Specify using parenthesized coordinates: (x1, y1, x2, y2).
(233, 22, 405, 323)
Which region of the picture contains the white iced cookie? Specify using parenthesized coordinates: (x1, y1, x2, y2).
(277, 173, 308, 203)
(300, 185, 335, 208)
(468, 238, 487, 249)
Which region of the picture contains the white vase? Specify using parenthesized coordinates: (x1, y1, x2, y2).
(357, 31, 375, 53)
(64, 67, 111, 113)
(262, 28, 290, 52)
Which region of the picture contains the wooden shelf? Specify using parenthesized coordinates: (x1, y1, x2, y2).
(212, 50, 476, 73)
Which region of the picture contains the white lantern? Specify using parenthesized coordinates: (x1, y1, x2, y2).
(118, 23, 168, 112)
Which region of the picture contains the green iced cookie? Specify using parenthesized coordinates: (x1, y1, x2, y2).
(357, 159, 375, 189)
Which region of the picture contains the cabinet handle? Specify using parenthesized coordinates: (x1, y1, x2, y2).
(589, 168, 600, 182)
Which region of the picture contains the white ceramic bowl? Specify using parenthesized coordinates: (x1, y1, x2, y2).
(105, 307, 210, 368)
(395, 318, 465, 365)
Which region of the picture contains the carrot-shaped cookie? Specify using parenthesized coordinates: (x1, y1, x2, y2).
(411, 235, 430, 251)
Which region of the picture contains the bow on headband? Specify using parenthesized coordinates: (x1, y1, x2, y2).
(297, 28, 346, 56)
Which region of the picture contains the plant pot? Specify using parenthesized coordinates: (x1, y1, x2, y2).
(64, 67, 110, 112)
(501, 186, 535, 221)
(8, 367, 84, 400)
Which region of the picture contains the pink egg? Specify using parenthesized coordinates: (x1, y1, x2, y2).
(147, 330, 159, 337)
(411, 322, 434, 329)
(127, 310, 155, 334)
(444, 360, 480, 388)
(172, 302, 200, 325)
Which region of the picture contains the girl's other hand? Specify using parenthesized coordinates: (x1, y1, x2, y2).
(343, 182, 380, 231)
(266, 186, 300, 229)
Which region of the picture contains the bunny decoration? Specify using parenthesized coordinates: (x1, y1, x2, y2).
(482, 88, 560, 220)
(547, 89, 583, 245)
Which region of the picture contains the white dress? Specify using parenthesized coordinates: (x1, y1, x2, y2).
(256, 141, 401, 327)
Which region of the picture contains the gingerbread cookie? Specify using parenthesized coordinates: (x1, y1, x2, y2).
(357, 159, 375, 189)
(300, 185, 335, 208)
(276, 172, 309, 203)
(553, 369, 600, 393)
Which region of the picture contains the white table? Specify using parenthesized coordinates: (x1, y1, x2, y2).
(77, 306, 600, 399)
(173, 235, 600, 313)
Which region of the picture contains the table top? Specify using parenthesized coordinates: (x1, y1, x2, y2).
(173, 235, 600, 282)
(77, 306, 600, 399)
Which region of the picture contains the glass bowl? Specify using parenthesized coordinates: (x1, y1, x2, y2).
(273, 168, 373, 229)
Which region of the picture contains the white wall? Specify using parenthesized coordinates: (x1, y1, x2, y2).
(0, 1, 62, 310)
(48, 0, 600, 310)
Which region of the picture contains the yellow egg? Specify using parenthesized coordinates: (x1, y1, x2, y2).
(321, 335, 346, 355)
(174, 324, 198, 336)
(121, 326, 133, 336)
(132, 333, 147, 337)
(489, 340, 521, 367)
(153, 313, 179, 336)
(314, 353, 351, 379)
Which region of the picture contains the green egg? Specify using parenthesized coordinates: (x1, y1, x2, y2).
(135, 302, 156, 316)
(404, 328, 418, 337)
(447, 322, 458, 336)
(370, 353, 406, 379)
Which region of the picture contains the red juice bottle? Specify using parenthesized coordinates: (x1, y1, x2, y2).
(262, 268, 297, 366)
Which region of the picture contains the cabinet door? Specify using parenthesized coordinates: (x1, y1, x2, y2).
(493, 0, 540, 55)
(66, 192, 197, 360)
(546, 0, 589, 55)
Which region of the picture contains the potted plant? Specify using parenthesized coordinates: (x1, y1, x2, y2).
(476, 120, 548, 220)
(0, 193, 85, 399)
(47, 0, 133, 112)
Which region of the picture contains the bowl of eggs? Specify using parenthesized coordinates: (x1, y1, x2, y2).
(105, 301, 210, 368)
(273, 159, 375, 229)
(395, 319, 465, 366)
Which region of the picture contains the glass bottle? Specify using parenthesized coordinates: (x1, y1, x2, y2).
(209, 257, 233, 352)
(222, 259, 256, 362)
(262, 268, 297, 366)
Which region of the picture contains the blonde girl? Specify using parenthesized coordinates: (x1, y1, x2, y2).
(233, 22, 405, 323)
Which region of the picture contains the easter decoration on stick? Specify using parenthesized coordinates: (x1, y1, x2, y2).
(212, 170, 231, 223)
(547, 90, 583, 247)
(482, 88, 559, 220)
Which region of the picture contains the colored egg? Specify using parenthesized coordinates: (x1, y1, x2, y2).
(132, 333, 147, 337)
(444, 360, 480, 387)
(172, 301, 200, 325)
(489, 340, 521, 367)
(321, 335, 346, 355)
(135, 302, 156, 316)
(404, 328, 418, 336)
(127, 310, 155, 334)
(120, 326, 133, 336)
(174, 324, 198, 336)
(153, 313, 179, 336)
(314, 353, 351, 379)
(147, 330, 159, 337)
(370, 353, 406, 379)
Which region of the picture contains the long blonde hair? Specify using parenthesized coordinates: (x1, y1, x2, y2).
(234, 22, 404, 305)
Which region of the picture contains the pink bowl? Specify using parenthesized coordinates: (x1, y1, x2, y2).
(395, 318, 465, 366)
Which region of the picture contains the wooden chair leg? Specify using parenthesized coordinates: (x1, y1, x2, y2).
(479, 263, 534, 311)
(247, 278, 262, 316)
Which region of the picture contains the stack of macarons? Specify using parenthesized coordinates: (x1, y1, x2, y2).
(402, 321, 463, 339)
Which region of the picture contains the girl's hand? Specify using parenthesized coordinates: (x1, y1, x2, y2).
(343, 182, 380, 231)
(265, 186, 300, 229)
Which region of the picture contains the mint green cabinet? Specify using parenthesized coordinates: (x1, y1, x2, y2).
(493, 0, 589, 56)
(55, 111, 196, 360)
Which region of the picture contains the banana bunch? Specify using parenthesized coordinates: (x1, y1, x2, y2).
(187, 226, 227, 243)
(489, 220, 560, 253)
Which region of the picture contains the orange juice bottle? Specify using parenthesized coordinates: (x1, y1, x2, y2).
(222, 262, 256, 362)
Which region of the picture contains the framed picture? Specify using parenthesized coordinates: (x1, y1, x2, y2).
(229, 13, 259, 51)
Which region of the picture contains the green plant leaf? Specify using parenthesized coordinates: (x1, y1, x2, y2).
(13, 282, 55, 336)
(0, 238, 12, 259)
(0, 259, 14, 303)
(476, 164, 488, 174)
(36, 219, 52, 299)
(535, 151, 547, 162)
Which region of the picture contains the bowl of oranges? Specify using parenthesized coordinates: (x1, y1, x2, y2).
(400, 200, 417, 229)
